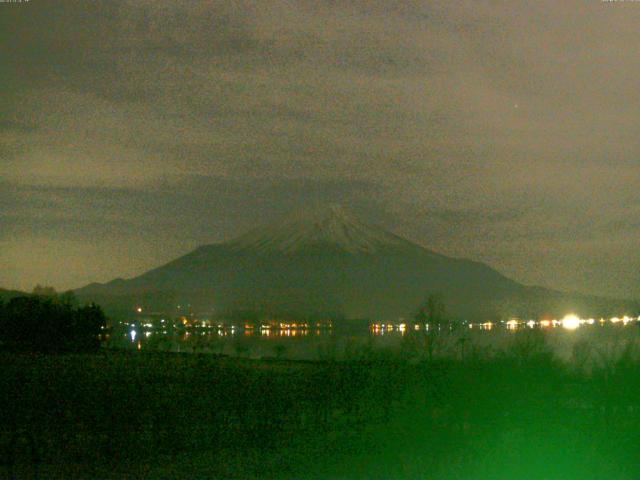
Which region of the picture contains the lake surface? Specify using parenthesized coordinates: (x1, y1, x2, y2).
(105, 316, 640, 362)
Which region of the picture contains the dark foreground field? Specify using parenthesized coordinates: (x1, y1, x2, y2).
(2, 334, 640, 479)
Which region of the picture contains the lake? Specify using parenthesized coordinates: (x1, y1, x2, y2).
(105, 315, 640, 362)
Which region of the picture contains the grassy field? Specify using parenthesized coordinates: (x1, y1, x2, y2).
(1, 332, 640, 479)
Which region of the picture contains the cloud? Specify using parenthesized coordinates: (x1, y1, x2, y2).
(2, 0, 639, 297)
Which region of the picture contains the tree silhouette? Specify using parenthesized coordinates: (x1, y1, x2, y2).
(412, 293, 448, 360)
(32, 284, 57, 297)
(0, 294, 106, 353)
(415, 294, 446, 329)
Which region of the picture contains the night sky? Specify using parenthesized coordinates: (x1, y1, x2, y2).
(2, 1, 639, 299)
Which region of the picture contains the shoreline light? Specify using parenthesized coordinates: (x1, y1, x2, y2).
(506, 319, 519, 330)
(561, 314, 581, 330)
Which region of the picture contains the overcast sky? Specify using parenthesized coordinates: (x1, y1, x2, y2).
(2, 0, 639, 299)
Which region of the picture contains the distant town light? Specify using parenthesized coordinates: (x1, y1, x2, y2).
(561, 314, 580, 330)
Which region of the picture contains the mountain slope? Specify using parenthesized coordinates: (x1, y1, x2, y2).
(76, 206, 638, 321)
(228, 204, 420, 255)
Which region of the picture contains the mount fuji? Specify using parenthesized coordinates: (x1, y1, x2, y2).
(76, 205, 637, 321)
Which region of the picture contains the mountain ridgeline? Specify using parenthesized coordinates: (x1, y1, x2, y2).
(76, 206, 638, 321)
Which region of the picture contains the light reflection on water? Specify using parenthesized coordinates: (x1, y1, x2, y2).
(102, 314, 640, 362)
(107, 325, 340, 359)
(369, 315, 638, 336)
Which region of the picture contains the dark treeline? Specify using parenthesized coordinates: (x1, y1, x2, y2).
(0, 288, 106, 354)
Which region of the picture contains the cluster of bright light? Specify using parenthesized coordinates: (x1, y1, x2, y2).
(464, 314, 639, 331)
(123, 311, 640, 343)
(506, 319, 519, 330)
(283, 322, 308, 329)
(372, 323, 396, 331)
(561, 314, 581, 330)
(465, 322, 493, 330)
(611, 316, 634, 325)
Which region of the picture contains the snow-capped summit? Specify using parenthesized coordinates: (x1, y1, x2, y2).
(227, 204, 414, 254)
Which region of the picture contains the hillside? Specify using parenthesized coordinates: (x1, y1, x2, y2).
(0, 288, 28, 303)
